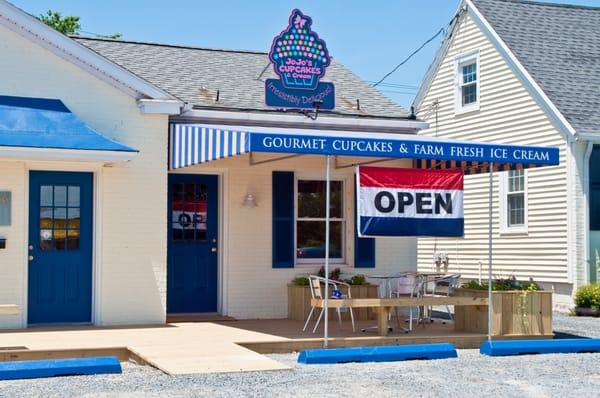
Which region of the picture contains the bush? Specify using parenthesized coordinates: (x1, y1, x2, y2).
(346, 274, 369, 285)
(291, 276, 309, 286)
(574, 284, 600, 310)
(461, 276, 541, 291)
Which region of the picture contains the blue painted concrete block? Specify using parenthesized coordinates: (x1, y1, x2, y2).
(0, 356, 122, 380)
(480, 339, 600, 357)
(298, 343, 457, 364)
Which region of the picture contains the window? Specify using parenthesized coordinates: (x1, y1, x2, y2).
(455, 51, 480, 113)
(296, 179, 345, 263)
(39, 184, 81, 251)
(501, 169, 527, 233)
(171, 182, 208, 242)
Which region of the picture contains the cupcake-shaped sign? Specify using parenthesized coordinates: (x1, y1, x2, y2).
(269, 9, 331, 90)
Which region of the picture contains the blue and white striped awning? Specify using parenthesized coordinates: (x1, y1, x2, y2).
(169, 124, 249, 169)
(169, 123, 560, 173)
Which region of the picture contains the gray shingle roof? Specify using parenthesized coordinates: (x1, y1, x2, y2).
(74, 37, 409, 119)
(472, 0, 600, 135)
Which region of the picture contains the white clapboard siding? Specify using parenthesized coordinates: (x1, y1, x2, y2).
(416, 13, 569, 284)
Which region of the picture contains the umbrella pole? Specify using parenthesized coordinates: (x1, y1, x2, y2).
(487, 162, 494, 341)
(324, 155, 331, 348)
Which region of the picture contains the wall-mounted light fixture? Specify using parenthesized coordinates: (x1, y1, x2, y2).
(243, 193, 257, 208)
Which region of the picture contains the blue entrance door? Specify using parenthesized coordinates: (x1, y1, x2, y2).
(28, 171, 93, 324)
(167, 174, 218, 313)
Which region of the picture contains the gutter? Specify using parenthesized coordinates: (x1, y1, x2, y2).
(176, 108, 429, 134)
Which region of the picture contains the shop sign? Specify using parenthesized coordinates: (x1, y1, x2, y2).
(265, 9, 335, 110)
(357, 167, 464, 237)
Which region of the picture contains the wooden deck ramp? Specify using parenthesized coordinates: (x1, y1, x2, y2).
(0, 323, 291, 374)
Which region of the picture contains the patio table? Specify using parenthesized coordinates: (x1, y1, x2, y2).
(310, 296, 488, 336)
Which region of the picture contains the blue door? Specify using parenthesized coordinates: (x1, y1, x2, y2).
(28, 171, 93, 324)
(167, 174, 218, 313)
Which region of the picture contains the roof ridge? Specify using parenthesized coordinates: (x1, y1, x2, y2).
(493, 0, 600, 11)
(71, 35, 268, 55)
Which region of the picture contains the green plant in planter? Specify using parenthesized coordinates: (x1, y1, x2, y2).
(461, 277, 541, 291)
(291, 276, 309, 286)
(574, 283, 600, 310)
(317, 266, 341, 281)
(346, 274, 369, 285)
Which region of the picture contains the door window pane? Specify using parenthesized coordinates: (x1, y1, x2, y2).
(40, 186, 53, 206)
(67, 230, 80, 250)
(54, 186, 67, 206)
(39, 184, 82, 251)
(54, 229, 66, 250)
(171, 182, 208, 242)
(68, 186, 80, 207)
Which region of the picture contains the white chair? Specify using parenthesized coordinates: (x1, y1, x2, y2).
(428, 273, 461, 321)
(302, 275, 356, 333)
(391, 273, 426, 332)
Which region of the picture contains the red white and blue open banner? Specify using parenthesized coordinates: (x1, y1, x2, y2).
(357, 166, 464, 237)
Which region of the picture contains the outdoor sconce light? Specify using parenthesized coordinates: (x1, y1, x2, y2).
(243, 193, 257, 208)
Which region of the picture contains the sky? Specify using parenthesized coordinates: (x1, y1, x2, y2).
(11, 0, 600, 109)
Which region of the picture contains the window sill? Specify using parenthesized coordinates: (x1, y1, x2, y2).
(499, 227, 528, 236)
(294, 263, 351, 269)
(454, 104, 480, 116)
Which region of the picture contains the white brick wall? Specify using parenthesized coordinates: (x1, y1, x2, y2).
(0, 23, 168, 327)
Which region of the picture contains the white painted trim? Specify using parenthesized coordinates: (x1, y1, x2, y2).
(566, 141, 577, 284)
(294, 175, 347, 266)
(0, 147, 137, 163)
(0, 0, 173, 100)
(583, 141, 593, 285)
(178, 109, 428, 133)
(167, 167, 229, 316)
(499, 169, 528, 235)
(93, 168, 103, 325)
(22, 162, 103, 327)
(575, 133, 600, 143)
(137, 99, 184, 115)
(20, 166, 28, 328)
(465, 0, 576, 139)
(454, 49, 480, 115)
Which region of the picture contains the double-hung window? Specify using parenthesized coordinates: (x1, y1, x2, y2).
(455, 51, 480, 113)
(296, 179, 345, 263)
(501, 169, 527, 233)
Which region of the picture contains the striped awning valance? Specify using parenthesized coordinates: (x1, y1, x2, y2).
(169, 123, 560, 172)
(169, 124, 249, 169)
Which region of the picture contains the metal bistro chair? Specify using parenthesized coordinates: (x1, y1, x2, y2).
(428, 273, 461, 322)
(302, 275, 356, 333)
(391, 273, 426, 332)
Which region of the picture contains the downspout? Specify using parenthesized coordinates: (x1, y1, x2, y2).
(583, 141, 593, 284)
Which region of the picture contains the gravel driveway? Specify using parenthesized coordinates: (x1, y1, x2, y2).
(1, 313, 599, 398)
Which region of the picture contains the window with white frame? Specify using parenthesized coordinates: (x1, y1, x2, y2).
(501, 169, 527, 232)
(455, 51, 480, 112)
(296, 179, 345, 263)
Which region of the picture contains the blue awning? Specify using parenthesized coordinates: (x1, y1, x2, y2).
(0, 95, 137, 154)
(169, 123, 559, 173)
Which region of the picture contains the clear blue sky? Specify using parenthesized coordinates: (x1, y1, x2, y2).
(11, 0, 600, 109)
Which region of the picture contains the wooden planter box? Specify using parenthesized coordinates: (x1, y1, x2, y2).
(287, 284, 379, 322)
(453, 288, 552, 336)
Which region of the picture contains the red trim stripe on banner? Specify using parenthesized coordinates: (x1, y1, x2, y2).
(359, 166, 463, 190)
